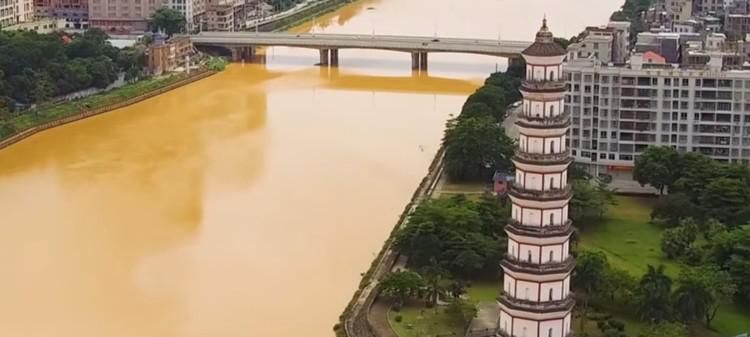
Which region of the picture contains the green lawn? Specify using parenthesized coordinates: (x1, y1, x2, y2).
(388, 305, 464, 337)
(465, 282, 499, 304)
(578, 196, 680, 277)
(579, 195, 750, 336)
(0, 74, 190, 140)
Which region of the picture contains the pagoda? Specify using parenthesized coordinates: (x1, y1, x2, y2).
(497, 18, 575, 337)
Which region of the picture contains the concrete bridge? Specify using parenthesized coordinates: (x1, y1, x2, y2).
(188, 32, 532, 71)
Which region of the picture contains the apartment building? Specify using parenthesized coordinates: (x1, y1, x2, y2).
(35, 0, 88, 29)
(89, 0, 170, 32)
(168, 0, 204, 32)
(656, 0, 694, 20)
(564, 54, 750, 173)
(567, 22, 631, 64)
(694, 0, 725, 15)
(1, 0, 34, 27)
(205, 0, 243, 31)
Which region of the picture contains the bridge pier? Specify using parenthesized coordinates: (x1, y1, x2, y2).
(319, 48, 329, 66)
(411, 51, 428, 72)
(330, 48, 339, 67)
(230, 46, 255, 62)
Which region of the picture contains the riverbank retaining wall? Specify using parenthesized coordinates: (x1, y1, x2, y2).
(261, 0, 352, 32)
(339, 146, 446, 337)
(0, 70, 217, 151)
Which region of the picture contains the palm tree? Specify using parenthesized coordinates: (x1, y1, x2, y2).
(638, 265, 673, 322)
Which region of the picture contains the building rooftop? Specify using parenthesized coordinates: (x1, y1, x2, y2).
(522, 18, 566, 57)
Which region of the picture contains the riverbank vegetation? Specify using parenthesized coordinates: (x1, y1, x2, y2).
(0, 28, 145, 114)
(0, 73, 190, 140)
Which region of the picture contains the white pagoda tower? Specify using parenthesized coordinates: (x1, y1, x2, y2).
(497, 18, 575, 337)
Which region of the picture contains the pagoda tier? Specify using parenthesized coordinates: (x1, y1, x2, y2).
(497, 17, 574, 337)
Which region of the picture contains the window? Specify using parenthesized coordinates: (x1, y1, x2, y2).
(549, 213, 554, 225)
(548, 328, 553, 337)
(527, 251, 532, 262)
(549, 250, 554, 262)
(550, 105, 555, 116)
(550, 140, 555, 153)
(548, 288, 554, 301)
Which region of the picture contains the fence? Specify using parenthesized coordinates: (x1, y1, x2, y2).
(0, 70, 216, 151)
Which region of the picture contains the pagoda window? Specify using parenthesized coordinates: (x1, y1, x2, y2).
(527, 250, 532, 262)
(549, 250, 554, 262)
(548, 288, 553, 300)
(550, 70, 555, 81)
(550, 104, 555, 116)
(548, 328, 553, 337)
(550, 140, 556, 153)
(550, 177, 555, 190)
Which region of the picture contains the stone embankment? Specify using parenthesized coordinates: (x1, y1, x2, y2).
(339, 146, 445, 337)
(0, 70, 216, 151)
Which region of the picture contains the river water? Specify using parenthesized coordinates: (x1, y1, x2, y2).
(0, 1, 621, 336)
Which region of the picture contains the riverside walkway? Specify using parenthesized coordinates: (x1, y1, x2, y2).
(188, 32, 532, 70)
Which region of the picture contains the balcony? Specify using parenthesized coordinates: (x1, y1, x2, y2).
(508, 184, 572, 201)
(505, 219, 574, 237)
(522, 80, 566, 93)
(497, 293, 575, 313)
(516, 112, 570, 129)
(497, 330, 573, 337)
(501, 256, 575, 275)
(513, 150, 573, 165)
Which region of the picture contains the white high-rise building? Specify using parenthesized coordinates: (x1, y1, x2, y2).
(498, 18, 575, 337)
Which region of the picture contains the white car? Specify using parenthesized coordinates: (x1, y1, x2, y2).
(511, 101, 522, 108)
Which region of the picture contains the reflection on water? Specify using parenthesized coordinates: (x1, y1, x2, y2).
(0, 0, 621, 336)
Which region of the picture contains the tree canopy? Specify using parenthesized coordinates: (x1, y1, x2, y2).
(0, 29, 144, 113)
(151, 8, 187, 36)
(442, 71, 520, 182)
(394, 194, 508, 279)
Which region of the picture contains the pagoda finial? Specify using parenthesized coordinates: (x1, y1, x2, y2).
(542, 14, 547, 29)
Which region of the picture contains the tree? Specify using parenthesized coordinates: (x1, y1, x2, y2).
(601, 266, 638, 305)
(632, 146, 680, 194)
(443, 116, 515, 182)
(637, 322, 688, 337)
(637, 265, 672, 322)
(660, 218, 698, 259)
(459, 102, 494, 120)
(445, 298, 477, 328)
(394, 196, 506, 278)
(573, 250, 609, 332)
(650, 193, 695, 227)
(420, 259, 449, 308)
(151, 8, 186, 37)
(673, 265, 736, 328)
(700, 177, 750, 227)
(379, 271, 425, 306)
(570, 179, 616, 226)
(597, 319, 626, 337)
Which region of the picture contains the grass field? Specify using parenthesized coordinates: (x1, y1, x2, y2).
(579, 195, 750, 336)
(388, 306, 464, 337)
(465, 282, 500, 304)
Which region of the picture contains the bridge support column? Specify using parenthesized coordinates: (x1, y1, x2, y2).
(319, 48, 330, 66)
(419, 52, 428, 71)
(330, 48, 339, 67)
(411, 52, 420, 70)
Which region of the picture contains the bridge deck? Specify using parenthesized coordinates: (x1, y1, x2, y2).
(189, 32, 533, 57)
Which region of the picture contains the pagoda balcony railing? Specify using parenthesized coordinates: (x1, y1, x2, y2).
(497, 329, 573, 337)
(508, 183, 572, 201)
(497, 293, 575, 313)
(516, 111, 570, 128)
(513, 150, 572, 164)
(506, 219, 574, 237)
(501, 255, 576, 275)
(522, 79, 566, 91)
